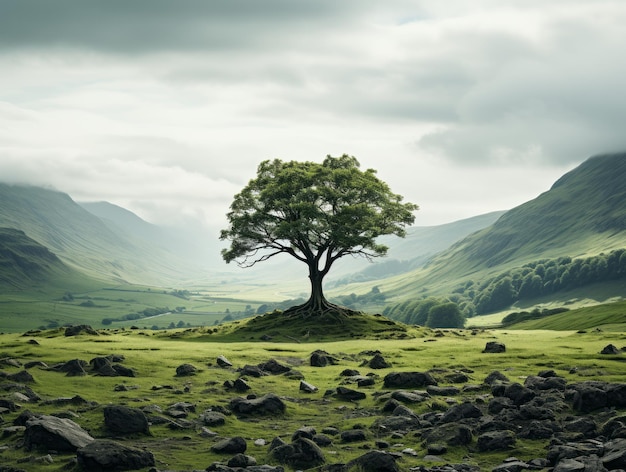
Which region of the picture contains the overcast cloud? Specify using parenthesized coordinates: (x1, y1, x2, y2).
(1, 0, 624, 233)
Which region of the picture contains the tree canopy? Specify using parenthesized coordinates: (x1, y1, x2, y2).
(220, 154, 418, 316)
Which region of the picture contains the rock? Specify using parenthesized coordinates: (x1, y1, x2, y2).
(340, 369, 360, 376)
(427, 385, 461, 396)
(211, 436, 247, 454)
(422, 423, 473, 446)
(199, 410, 227, 427)
(53, 359, 89, 377)
(477, 430, 516, 452)
(227, 453, 257, 467)
(258, 359, 291, 374)
(492, 459, 531, 472)
(229, 393, 286, 416)
(484, 370, 510, 385)
(313, 434, 333, 447)
(217, 355, 233, 368)
(310, 350, 337, 367)
(383, 371, 437, 388)
(347, 450, 400, 472)
(503, 382, 535, 405)
(65, 325, 98, 336)
(358, 377, 376, 387)
(233, 378, 251, 392)
(390, 390, 429, 403)
(292, 426, 316, 440)
(103, 405, 150, 435)
(271, 437, 325, 470)
(602, 439, 626, 469)
(76, 439, 155, 471)
(439, 402, 483, 423)
(483, 342, 506, 353)
(600, 344, 620, 355)
(24, 415, 94, 452)
(572, 384, 608, 413)
(239, 364, 265, 377)
(334, 386, 366, 401)
(368, 353, 391, 369)
(175, 363, 197, 376)
(340, 429, 366, 442)
(299, 380, 318, 393)
(371, 415, 421, 433)
(6, 370, 34, 383)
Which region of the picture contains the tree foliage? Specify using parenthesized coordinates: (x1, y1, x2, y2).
(220, 155, 418, 316)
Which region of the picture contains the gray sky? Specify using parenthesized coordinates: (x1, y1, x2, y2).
(1, 0, 624, 232)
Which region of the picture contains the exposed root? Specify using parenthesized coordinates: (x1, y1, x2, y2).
(283, 300, 360, 321)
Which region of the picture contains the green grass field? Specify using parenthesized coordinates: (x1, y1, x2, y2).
(1, 322, 625, 471)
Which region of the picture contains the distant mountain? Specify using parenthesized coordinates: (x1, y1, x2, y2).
(0, 184, 210, 285)
(373, 153, 626, 300)
(0, 227, 74, 289)
(327, 211, 505, 286)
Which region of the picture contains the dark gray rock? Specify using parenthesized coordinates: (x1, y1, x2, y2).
(104, 405, 150, 435)
(390, 390, 429, 404)
(52, 359, 89, 377)
(292, 426, 316, 441)
(258, 359, 291, 374)
(7, 370, 34, 383)
(368, 353, 391, 369)
(175, 363, 197, 376)
(484, 370, 510, 385)
(340, 429, 366, 443)
(76, 439, 155, 471)
(427, 385, 461, 396)
(334, 386, 366, 401)
(504, 382, 535, 405)
(229, 393, 286, 416)
(476, 430, 516, 451)
(600, 344, 620, 355)
(422, 423, 473, 446)
(439, 402, 483, 424)
(383, 371, 437, 388)
(371, 415, 421, 433)
(347, 450, 400, 472)
(299, 380, 318, 393)
(483, 341, 506, 353)
(603, 438, 626, 469)
(216, 355, 233, 368)
(65, 324, 98, 336)
(271, 437, 325, 470)
(211, 436, 247, 454)
(227, 453, 257, 467)
(310, 350, 338, 367)
(233, 378, 251, 392)
(199, 410, 227, 427)
(572, 384, 608, 413)
(24, 415, 94, 452)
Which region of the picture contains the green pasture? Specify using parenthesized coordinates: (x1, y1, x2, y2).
(1, 324, 626, 470)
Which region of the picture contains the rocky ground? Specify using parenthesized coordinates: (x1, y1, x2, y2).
(1, 327, 626, 471)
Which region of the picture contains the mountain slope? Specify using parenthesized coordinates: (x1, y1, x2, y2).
(358, 153, 626, 300)
(0, 227, 90, 290)
(0, 184, 206, 285)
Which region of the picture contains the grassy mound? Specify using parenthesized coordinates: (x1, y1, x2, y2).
(209, 309, 420, 342)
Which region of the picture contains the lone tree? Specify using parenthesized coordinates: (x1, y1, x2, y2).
(220, 155, 418, 317)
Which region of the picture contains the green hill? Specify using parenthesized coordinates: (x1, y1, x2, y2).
(332, 153, 626, 313)
(0, 184, 207, 285)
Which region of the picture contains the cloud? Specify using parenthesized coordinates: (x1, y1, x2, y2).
(0, 1, 624, 229)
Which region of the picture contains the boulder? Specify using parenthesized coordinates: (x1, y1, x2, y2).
(483, 342, 506, 353)
(227, 453, 257, 468)
(175, 363, 197, 376)
(199, 410, 227, 427)
(299, 380, 318, 393)
(347, 450, 400, 472)
(229, 393, 286, 416)
(341, 429, 366, 442)
(24, 415, 94, 452)
(65, 324, 98, 336)
(53, 359, 89, 377)
(334, 386, 366, 401)
(504, 382, 535, 405)
(439, 402, 483, 424)
(216, 355, 233, 368)
(271, 437, 325, 470)
(103, 405, 150, 435)
(477, 430, 516, 451)
(258, 359, 291, 374)
(211, 436, 247, 454)
(600, 344, 620, 355)
(310, 350, 337, 367)
(368, 353, 391, 369)
(77, 439, 155, 471)
(6, 370, 34, 383)
(383, 371, 438, 389)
